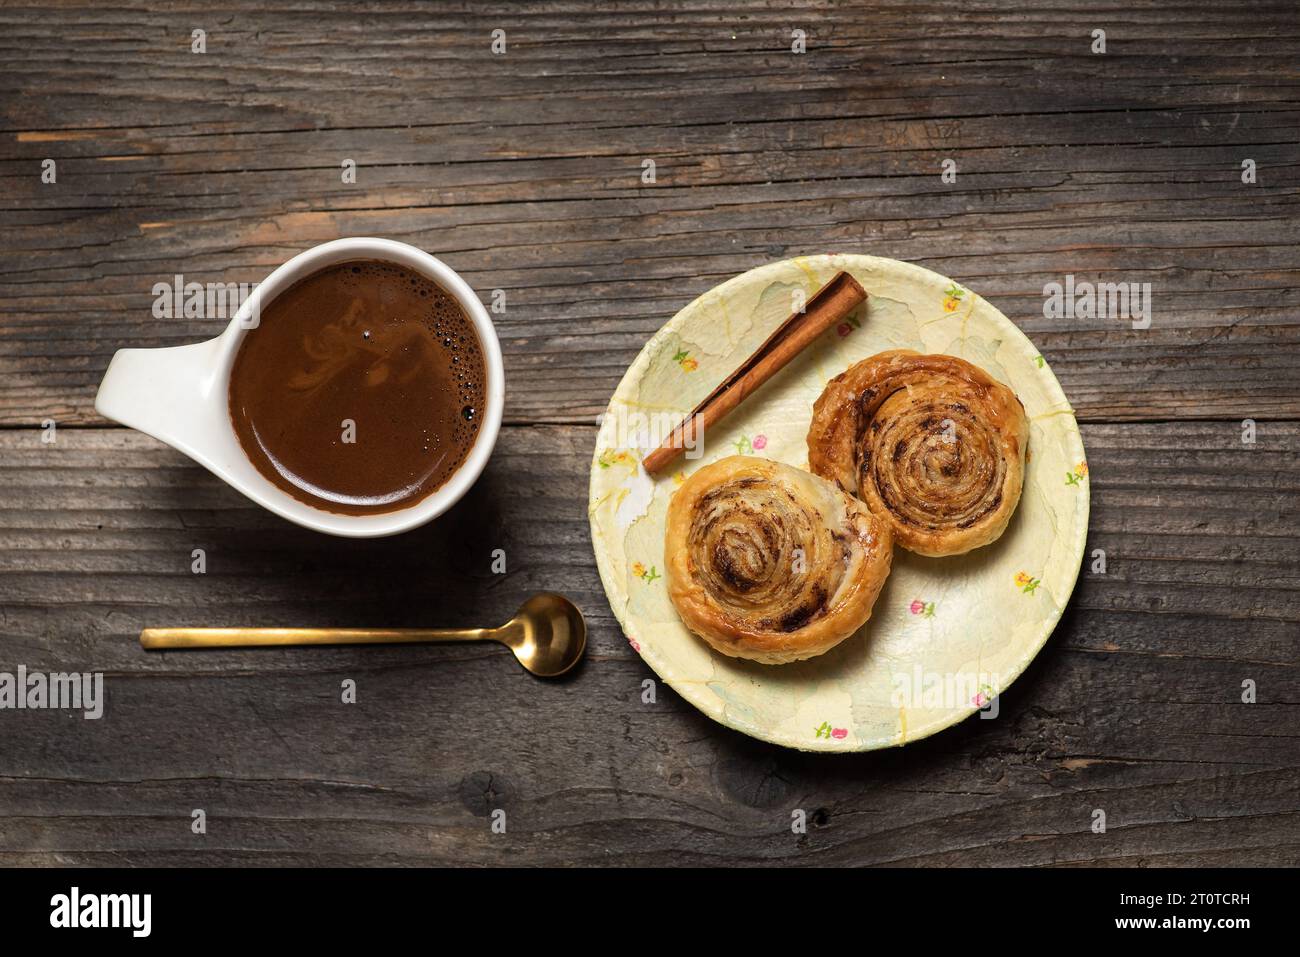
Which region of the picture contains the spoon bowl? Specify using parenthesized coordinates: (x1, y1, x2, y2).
(496, 593, 587, 677)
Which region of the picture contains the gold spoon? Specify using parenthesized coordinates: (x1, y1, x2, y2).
(140, 593, 586, 678)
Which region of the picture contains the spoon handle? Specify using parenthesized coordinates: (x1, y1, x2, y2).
(140, 627, 491, 650)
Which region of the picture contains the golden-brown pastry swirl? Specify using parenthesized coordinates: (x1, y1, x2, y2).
(807, 350, 1028, 557)
(665, 456, 893, 664)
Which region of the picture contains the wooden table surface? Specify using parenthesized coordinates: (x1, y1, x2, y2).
(2, 2, 1298, 866)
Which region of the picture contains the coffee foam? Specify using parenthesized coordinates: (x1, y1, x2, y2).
(342, 260, 485, 470)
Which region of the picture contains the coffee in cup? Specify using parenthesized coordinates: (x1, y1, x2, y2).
(227, 260, 487, 515)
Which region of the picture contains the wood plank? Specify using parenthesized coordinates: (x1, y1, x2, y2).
(0, 422, 1296, 865)
(1, 1, 1297, 425)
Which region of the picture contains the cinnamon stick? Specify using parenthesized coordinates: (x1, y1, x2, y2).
(642, 270, 867, 475)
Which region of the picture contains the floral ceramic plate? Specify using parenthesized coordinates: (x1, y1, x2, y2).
(588, 255, 1088, 752)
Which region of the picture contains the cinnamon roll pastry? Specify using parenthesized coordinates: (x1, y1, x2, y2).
(665, 456, 893, 664)
(807, 350, 1028, 557)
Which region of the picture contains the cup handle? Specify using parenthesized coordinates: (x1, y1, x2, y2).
(94, 337, 227, 455)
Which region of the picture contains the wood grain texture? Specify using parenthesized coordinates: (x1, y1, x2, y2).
(1, 1, 1298, 425)
(0, 424, 1297, 866)
(0, 1, 1297, 867)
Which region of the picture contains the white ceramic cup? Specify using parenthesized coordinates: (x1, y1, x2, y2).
(94, 237, 505, 537)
